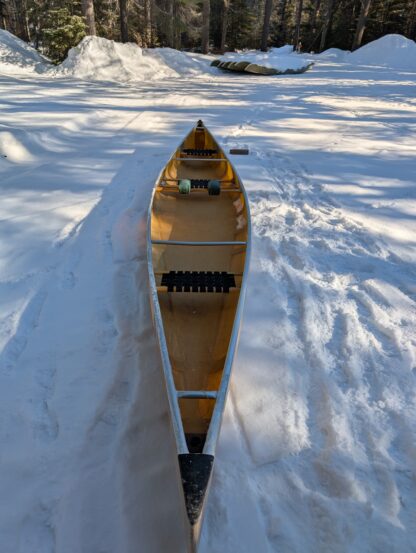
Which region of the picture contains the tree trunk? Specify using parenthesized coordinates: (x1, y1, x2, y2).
(0, 15, 4, 30)
(309, 0, 321, 32)
(276, 0, 288, 43)
(260, 0, 273, 51)
(14, 0, 29, 41)
(220, 0, 229, 53)
(144, 0, 152, 46)
(319, 0, 334, 51)
(173, 0, 181, 49)
(407, 0, 416, 39)
(352, 0, 372, 50)
(82, 0, 96, 36)
(0, 0, 7, 30)
(293, 0, 304, 47)
(167, 0, 174, 47)
(201, 0, 210, 54)
(119, 0, 129, 42)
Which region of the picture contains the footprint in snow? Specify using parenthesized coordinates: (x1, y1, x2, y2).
(33, 400, 59, 444)
(0, 290, 47, 372)
(18, 505, 55, 553)
(32, 357, 59, 444)
(58, 271, 76, 290)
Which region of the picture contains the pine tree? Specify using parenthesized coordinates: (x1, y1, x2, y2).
(42, 7, 86, 61)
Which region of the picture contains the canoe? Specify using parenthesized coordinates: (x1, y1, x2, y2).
(146, 120, 251, 548)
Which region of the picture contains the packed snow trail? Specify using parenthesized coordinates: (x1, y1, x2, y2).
(0, 57, 415, 553)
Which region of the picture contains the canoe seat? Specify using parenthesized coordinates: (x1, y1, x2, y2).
(182, 149, 218, 156)
(161, 271, 236, 293)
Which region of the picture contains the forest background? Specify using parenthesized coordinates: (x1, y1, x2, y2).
(1, 0, 415, 63)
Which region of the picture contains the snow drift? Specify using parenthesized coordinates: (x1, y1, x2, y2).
(349, 34, 416, 71)
(314, 34, 416, 72)
(0, 29, 50, 74)
(315, 47, 350, 62)
(53, 36, 213, 82)
(54, 36, 177, 81)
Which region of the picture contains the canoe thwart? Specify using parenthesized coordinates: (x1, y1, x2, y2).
(161, 271, 236, 293)
(172, 157, 227, 162)
(152, 240, 246, 246)
(177, 391, 218, 399)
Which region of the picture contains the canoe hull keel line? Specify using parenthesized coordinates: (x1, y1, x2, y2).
(146, 120, 251, 550)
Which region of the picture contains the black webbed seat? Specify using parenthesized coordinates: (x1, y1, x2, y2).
(161, 271, 236, 293)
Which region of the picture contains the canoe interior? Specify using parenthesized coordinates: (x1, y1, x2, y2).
(150, 122, 248, 453)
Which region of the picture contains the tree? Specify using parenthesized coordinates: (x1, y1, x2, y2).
(293, 0, 304, 47)
(319, 0, 334, 51)
(261, 0, 273, 51)
(227, 0, 257, 49)
(352, 0, 373, 49)
(0, 0, 7, 29)
(14, 0, 30, 41)
(81, 0, 96, 35)
(407, 0, 416, 38)
(201, 0, 210, 52)
(42, 7, 86, 62)
(272, 0, 289, 46)
(220, 0, 229, 52)
(144, 0, 153, 46)
(119, 0, 129, 42)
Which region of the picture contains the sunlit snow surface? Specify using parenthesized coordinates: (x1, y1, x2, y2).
(1, 33, 416, 553)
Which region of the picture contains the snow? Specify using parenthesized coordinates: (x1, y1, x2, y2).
(53, 36, 214, 82)
(349, 34, 416, 71)
(0, 29, 50, 74)
(1, 31, 416, 553)
(54, 36, 175, 81)
(219, 35, 416, 74)
(315, 47, 350, 61)
(312, 34, 416, 72)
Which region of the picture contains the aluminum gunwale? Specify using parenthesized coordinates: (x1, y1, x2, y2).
(146, 138, 189, 455)
(202, 133, 251, 455)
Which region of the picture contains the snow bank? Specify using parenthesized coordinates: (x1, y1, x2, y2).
(313, 34, 416, 72)
(149, 47, 214, 76)
(316, 47, 350, 62)
(219, 47, 311, 72)
(54, 36, 177, 81)
(349, 34, 416, 71)
(53, 36, 213, 82)
(0, 29, 50, 74)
